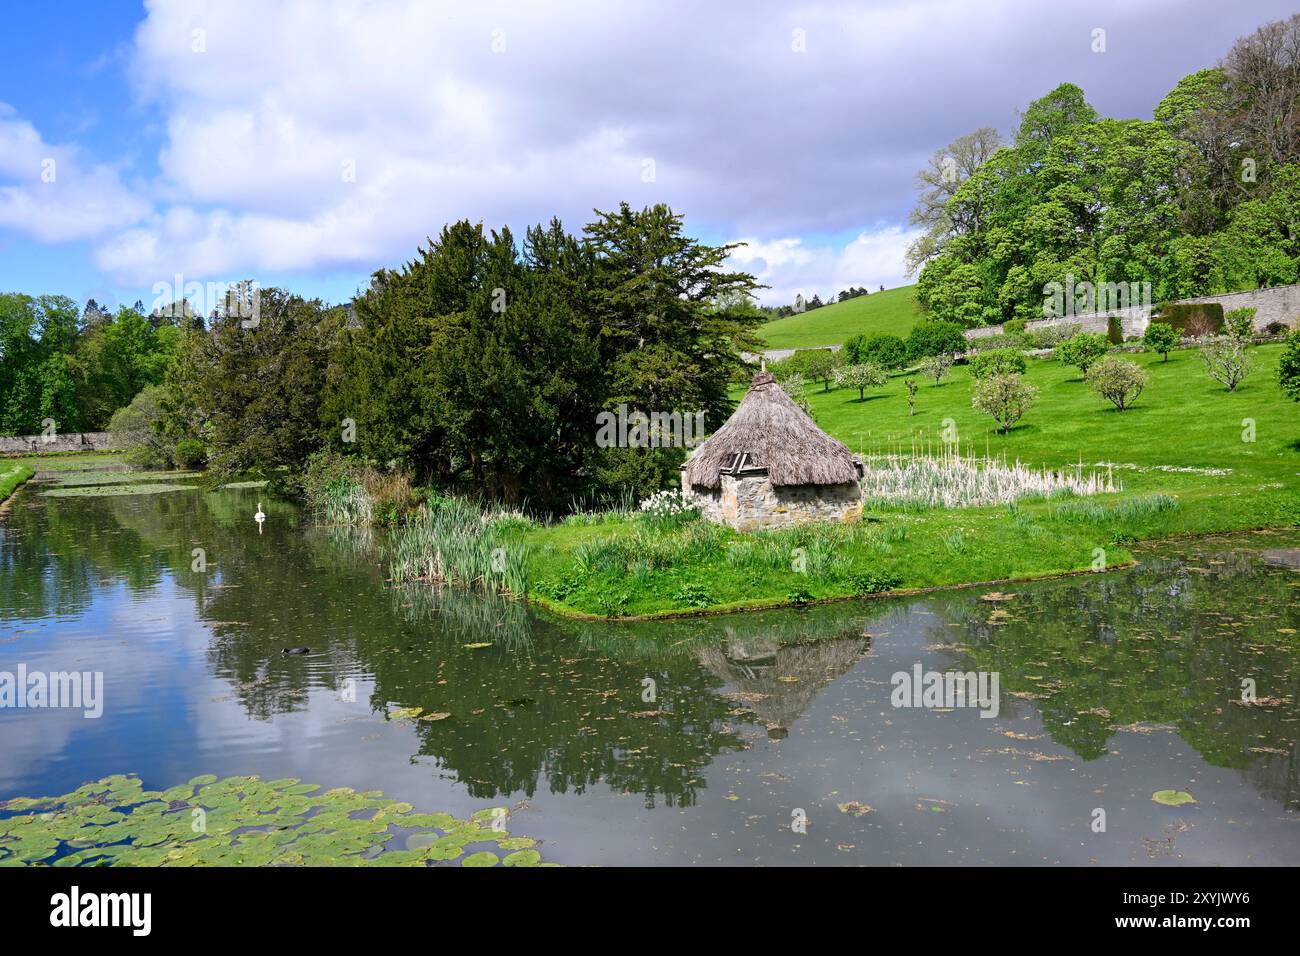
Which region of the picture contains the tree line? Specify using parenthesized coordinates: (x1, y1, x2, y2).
(0, 294, 183, 435)
(144, 203, 763, 510)
(911, 13, 1300, 327)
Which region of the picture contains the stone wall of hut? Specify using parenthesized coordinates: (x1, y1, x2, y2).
(686, 474, 863, 531)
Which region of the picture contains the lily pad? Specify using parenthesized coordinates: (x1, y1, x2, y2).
(0, 774, 556, 868)
(503, 849, 542, 867)
(1151, 790, 1197, 807)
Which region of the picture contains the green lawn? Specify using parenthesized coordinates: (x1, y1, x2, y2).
(0, 464, 35, 507)
(522, 343, 1300, 618)
(757, 284, 921, 350)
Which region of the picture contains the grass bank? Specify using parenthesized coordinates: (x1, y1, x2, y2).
(0, 463, 35, 509)
(511, 342, 1299, 618)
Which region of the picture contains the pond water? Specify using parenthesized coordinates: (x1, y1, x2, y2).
(2, 477, 1298, 866)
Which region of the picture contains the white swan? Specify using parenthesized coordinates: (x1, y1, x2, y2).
(254, 501, 266, 534)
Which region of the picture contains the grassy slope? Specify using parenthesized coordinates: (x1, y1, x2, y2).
(757, 284, 921, 350)
(526, 343, 1300, 618)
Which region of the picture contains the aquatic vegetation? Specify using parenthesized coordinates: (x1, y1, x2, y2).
(1151, 790, 1196, 807)
(40, 482, 202, 497)
(0, 774, 552, 867)
(860, 450, 1116, 510)
(389, 496, 528, 595)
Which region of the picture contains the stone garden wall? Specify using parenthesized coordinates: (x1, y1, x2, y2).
(0, 432, 120, 455)
(966, 282, 1300, 341)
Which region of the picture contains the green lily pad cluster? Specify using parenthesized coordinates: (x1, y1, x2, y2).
(0, 774, 553, 868)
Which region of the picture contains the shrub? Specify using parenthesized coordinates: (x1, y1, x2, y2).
(845, 332, 907, 369)
(1024, 321, 1082, 350)
(1198, 335, 1254, 391)
(1225, 306, 1257, 338)
(1106, 315, 1124, 345)
(905, 320, 967, 360)
(1142, 321, 1178, 360)
(301, 450, 418, 526)
(1057, 332, 1110, 375)
(1086, 356, 1148, 411)
(1279, 330, 1300, 402)
(833, 362, 888, 400)
(108, 386, 171, 469)
(971, 373, 1039, 434)
(1003, 318, 1027, 335)
(786, 587, 815, 606)
(920, 353, 954, 385)
(1265, 321, 1290, 337)
(969, 347, 1027, 379)
(1154, 303, 1224, 337)
(967, 332, 1028, 353)
(848, 571, 902, 594)
(672, 583, 713, 609)
(173, 439, 207, 470)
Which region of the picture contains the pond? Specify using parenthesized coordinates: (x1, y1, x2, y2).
(2, 475, 1298, 866)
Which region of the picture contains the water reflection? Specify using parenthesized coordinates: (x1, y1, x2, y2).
(2, 482, 1298, 864)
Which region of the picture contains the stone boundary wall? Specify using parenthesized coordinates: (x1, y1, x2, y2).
(0, 432, 120, 455)
(965, 282, 1300, 341)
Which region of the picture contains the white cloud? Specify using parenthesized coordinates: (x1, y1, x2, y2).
(0, 104, 149, 243)
(5, 0, 1291, 292)
(729, 225, 920, 306)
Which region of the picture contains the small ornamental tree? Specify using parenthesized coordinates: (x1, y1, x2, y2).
(791, 348, 840, 392)
(1198, 335, 1254, 391)
(1086, 356, 1148, 411)
(920, 352, 954, 385)
(1278, 330, 1300, 402)
(833, 362, 888, 400)
(1225, 306, 1257, 339)
(1142, 321, 1178, 361)
(1058, 332, 1110, 376)
(971, 373, 1039, 434)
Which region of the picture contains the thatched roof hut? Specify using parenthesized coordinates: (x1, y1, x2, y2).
(698, 633, 871, 738)
(683, 372, 861, 489)
(682, 371, 863, 530)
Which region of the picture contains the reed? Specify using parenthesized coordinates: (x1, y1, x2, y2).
(860, 449, 1117, 510)
(389, 495, 529, 595)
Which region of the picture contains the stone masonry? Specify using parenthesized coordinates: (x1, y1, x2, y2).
(0, 432, 120, 455)
(688, 473, 864, 531)
(966, 282, 1300, 342)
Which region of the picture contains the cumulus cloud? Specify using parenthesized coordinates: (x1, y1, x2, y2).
(728, 226, 921, 306)
(0, 104, 149, 243)
(6, 0, 1297, 292)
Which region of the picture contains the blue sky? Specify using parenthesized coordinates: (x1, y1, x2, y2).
(1, 0, 1295, 312)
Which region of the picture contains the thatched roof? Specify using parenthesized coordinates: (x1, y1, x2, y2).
(682, 372, 861, 490)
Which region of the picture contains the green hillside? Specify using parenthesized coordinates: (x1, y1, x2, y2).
(757, 284, 922, 350)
